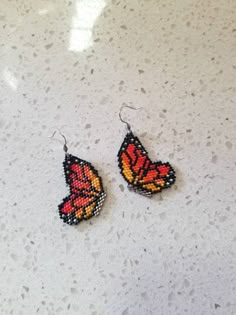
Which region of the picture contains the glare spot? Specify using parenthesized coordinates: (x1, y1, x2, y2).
(3, 68, 18, 91)
(38, 3, 54, 15)
(38, 9, 49, 15)
(69, 0, 106, 52)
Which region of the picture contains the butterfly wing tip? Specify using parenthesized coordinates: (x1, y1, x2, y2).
(127, 184, 153, 197)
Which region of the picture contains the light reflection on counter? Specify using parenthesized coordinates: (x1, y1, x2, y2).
(3, 67, 18, 91)
(68, 0, 106, 52)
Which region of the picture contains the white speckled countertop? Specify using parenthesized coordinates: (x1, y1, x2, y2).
(0, 0, 236, 314)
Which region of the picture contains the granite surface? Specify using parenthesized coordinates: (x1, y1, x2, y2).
(0, 0, 235, 314)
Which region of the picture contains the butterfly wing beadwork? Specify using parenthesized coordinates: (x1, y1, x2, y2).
(118, 132, 176, 196)
(59, 154, 106, 225)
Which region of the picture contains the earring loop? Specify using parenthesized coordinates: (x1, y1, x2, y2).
(49, 129, 68, 154)
(119, 105, 143, 132)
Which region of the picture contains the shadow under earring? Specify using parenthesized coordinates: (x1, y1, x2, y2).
(117, 106, 176, 197)
(51, 130, 106, 225)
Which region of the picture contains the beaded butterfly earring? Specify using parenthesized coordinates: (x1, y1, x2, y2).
(117, 106, 176, 197)
(51, 130, 106, 225)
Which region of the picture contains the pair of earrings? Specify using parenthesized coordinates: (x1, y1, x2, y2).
(52, 106, 176, 225)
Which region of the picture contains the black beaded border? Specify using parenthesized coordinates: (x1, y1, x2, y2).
(117, 131, 176, 196)
(59, 154, 106, 225)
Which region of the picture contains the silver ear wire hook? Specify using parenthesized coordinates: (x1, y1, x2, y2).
(119, 105, 143, 132)
(49, 129, 69, 154)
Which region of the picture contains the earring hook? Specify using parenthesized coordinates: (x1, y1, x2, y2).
(119, 105, 143, 132)
(49, 129, 68, 154)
